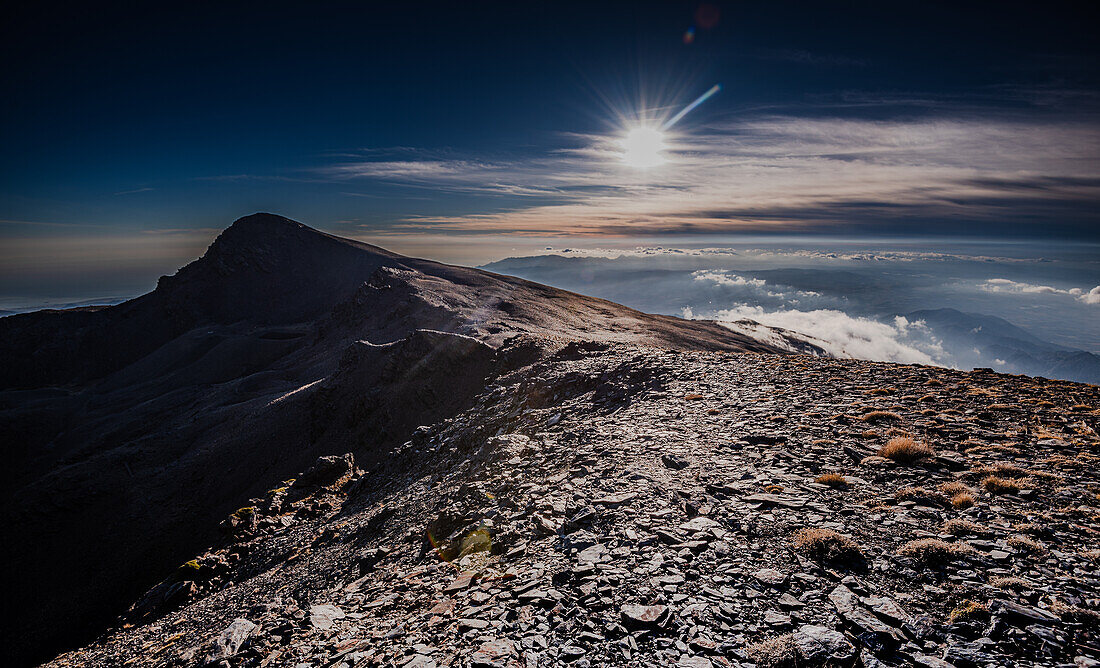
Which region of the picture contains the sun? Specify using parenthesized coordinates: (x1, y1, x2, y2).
(620, 125, 667, 168)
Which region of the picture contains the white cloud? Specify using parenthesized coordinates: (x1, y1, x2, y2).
(691, 270, 766, 288)
(979, 278, 1100, 305)
(1080, 286, 1100, 304)
(689, 304, 949, 366)
(691, 270, 821, 301)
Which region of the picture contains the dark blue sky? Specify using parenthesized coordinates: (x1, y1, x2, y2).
(2, 0, 1098, 271)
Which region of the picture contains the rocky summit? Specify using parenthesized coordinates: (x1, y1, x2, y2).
(3, 216, 1099, 668)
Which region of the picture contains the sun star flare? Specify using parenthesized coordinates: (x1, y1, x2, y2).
(620, 126, 667, 169)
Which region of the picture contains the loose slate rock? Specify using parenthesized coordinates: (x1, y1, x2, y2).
(680, 516, 722, 532)
(829, 585, 902, 644)
(754, 568, 788, 587)
(470, 639, 521, 668)
(577, 543, 609, 564)
(794, 624, 856, 664)
(309, 604, 345, 630)
(204, 618, 257, 662)
(621, 604, 669, 629)
(593, 491, 637, 506)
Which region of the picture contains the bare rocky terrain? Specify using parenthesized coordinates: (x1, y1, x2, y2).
(45, 345, 1100, 668)
(4, 215, 1098, 668)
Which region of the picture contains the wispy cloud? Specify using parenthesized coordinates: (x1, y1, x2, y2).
(316, 111, 1100, 237)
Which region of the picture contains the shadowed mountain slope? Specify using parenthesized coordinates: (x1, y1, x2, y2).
(0, 214, 785, 665)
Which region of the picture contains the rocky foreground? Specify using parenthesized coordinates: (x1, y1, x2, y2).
(47, 344, 1100, 668)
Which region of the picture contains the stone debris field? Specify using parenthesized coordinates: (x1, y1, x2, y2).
(49, 345, 1100, 668)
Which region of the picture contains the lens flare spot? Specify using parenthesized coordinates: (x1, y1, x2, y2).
(621, 126, 667, 169)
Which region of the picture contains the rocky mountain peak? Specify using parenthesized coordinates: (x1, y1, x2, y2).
(8, 215, 1096, 668)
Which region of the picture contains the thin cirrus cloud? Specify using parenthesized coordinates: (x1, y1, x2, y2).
(979, 278, 1100, 304)
(318, 111, 1100, 238)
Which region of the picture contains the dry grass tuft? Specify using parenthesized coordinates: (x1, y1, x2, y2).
(683, 393, 705, 401)
(1051, 600, 1100, 628)
(943, 518, 990, 536)
(938, 481, 973, 496)
(861, 410, 902, 424)
(981, 475, 1021, 495)
(1006, 535, 1046, 554)
(950, 492, 977, 509)
(792, 528, 863, 562)
(971, 462, 1026, 477)
(897, 538, 975, 565)
(746, 634, 799, 668)
(878, 436, 934, 464)
(868, 387, 895, 396)
(1024, 469, 1063, 483)
(989, 576, 1031, 591)
(814, 473, 849, 488)
(948, 600, 990, 623)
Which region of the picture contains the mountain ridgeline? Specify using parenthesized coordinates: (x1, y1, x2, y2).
(0, 214, 784, 664)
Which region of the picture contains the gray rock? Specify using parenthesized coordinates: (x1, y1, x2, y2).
(794, 624, 856, 664)
(991, 599, 1058, 626)
(471, 639, 520, 668)
(204, 618, 257, 663)
(309, 604, 345, 630)
(577, 543, 609, 564)
(863, 595, 910, 625)
(754, 568, 788, 587)
(621, 604, 669, 629)
(829, 585, 903, 644)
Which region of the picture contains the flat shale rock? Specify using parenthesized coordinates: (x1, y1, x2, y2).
(621, 604, 670, 629)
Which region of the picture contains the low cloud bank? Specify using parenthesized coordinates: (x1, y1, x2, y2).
(685, 304, 949, 366)
(979, 278, 1100, 304)
(691, 270, 822, 304)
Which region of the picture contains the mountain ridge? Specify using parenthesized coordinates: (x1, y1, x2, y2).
(0, 213, 787, 665)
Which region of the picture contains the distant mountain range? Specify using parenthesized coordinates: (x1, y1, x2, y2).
(481, 255, 1100, 385)
(902, 308, 1100, 384)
